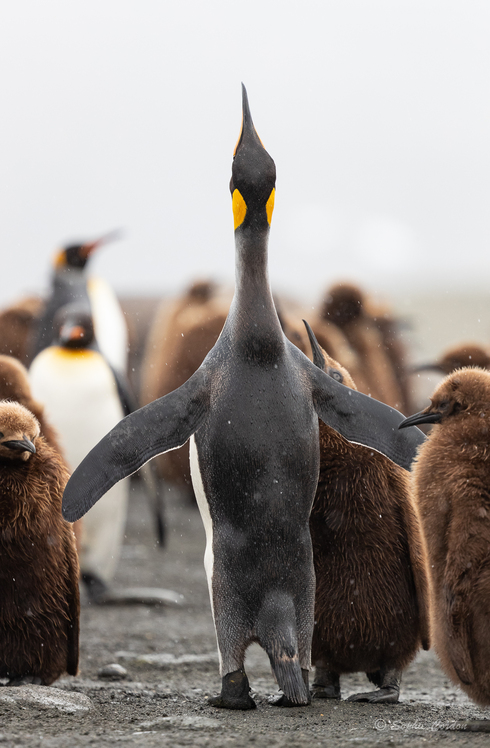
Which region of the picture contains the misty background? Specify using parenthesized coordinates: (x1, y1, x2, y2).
(1, 1, 489, 360)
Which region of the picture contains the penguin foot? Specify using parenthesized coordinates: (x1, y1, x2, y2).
(346, 686, 399, 703)
(82, 572, 111, 604)
(7, 675, 43, 687)
(208, 670, 256, 710)
(311, 668, 340, 699)
(310, 683, 341, 699)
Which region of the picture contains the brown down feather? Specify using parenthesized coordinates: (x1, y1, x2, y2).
(310, 348, 430, 684)
(410, 367, 490, 705)
(0, 401, 79, 685)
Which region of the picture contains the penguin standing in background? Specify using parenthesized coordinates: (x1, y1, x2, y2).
(304, 321, 430, 703)
(30, 304, 135, 604)
(413, 343, 490, 376)
(61, 86, 425, 710)
(31, 230, 128, 374)
(0, 401, 79, 685)
(400, 368, 490, 706)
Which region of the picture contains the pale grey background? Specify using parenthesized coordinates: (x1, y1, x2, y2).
(1, 1, 489, 319)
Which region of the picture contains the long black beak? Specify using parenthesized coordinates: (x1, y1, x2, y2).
(3, 437, 36, 454)
(399, 411, 442, 429)
(410, 363, 444, 374)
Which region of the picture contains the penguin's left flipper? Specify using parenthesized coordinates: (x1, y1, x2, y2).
(62, 369, 210, 522)
(306, 356, 426, 471)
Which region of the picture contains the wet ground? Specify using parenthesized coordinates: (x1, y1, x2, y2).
(1, 483, 489, 747)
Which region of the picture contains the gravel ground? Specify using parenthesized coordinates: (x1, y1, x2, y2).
(1, 482, 489, 747)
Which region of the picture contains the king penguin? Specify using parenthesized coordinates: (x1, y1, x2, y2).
(31, 230, 128, 374)
(29, 304, 131, 602)
(61, 86, 425, 710)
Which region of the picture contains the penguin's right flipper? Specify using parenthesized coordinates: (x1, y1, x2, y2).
(306, 356, 425, 471)
(62, 369, 210, 522)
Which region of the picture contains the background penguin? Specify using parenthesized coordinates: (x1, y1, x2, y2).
(320, 282, 410, 412)
(31, 230, 128, 374)
(0, 401, 79, 685)
(29, 304, 131, 603)
(413, 343, 490, 376)
(304, 321, 430, 703)
(0, 296, 43, 367)
(61, 86, 425, 711)
(400, 368, 490, 706)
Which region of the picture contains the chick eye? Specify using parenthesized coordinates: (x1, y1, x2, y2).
(0, 432, 3, 438)
(328, 368, 343, 383)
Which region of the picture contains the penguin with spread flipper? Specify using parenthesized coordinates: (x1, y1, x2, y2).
(62, 86, 425, 710)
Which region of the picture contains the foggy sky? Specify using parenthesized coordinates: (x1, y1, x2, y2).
(1, 1, 490, 308)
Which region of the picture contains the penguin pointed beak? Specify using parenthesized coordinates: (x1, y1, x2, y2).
(233, 83, 264, 156)
(3, 437, 36, 454)
(410, 363, 444, 375)
(399, 410, 443, 429)
(80, 229, 124, 259)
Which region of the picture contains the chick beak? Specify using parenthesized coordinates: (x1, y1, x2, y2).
(3, 437, 36, 454)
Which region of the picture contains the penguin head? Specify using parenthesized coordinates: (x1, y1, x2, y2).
(0, 402, 39, 462)
(321, 283, 364, 327)
(400, 367, 490, 429)
(230, 85, 276, 232)
(413, 344, 490, 376)
(53, 229, 122, 271)
(53, 304, 95, 350)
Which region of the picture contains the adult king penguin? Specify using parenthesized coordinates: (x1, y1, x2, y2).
(62, 86, 425, 710)
(31, 230, 128, 374)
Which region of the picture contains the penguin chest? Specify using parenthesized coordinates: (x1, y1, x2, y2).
(29, 348, 124, 470)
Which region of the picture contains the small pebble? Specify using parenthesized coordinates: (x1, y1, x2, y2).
(98, 663, 128, 680)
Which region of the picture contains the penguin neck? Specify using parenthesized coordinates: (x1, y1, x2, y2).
(229, 224, 282, 338)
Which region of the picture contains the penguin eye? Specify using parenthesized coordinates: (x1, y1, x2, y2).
(328, 368, 343, 383)
(0, 432, 3, 438)
(438, 400, 450, 413)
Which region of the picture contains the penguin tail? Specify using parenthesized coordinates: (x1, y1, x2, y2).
(257, 593, 309, 705)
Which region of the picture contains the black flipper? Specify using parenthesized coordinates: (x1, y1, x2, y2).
(62, 369, 210, 522)
(306, 357, 425, 470)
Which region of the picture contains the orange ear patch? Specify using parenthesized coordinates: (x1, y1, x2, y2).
(266, 188, 275, 225)
(232, 189, 247, 230)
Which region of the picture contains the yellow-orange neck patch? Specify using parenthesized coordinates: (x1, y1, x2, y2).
(232, 189, 247, 230)
(266, 188, 275, 225)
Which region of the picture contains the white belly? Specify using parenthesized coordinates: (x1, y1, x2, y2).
(29, 347, 128, 582)
(88, 276, 128, 375)
(29, 347, 124, 471)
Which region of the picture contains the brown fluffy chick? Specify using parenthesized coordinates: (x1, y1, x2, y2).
(0, 355, 82, 550)
(413, 344, 490, 376)
(320, 283, 408, 412)
(400, 368, 490, 705)
(304, 321, 430, 703)
(0, 401, 79, 685)
(0, 296, 43, 366)
(0, 355, 64, 455)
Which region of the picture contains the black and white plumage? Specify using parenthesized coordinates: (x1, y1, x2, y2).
(62, 86, 424, 709)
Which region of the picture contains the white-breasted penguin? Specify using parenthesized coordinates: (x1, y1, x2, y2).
(31, 231, 128, 374)
(61, 86, 425, 710)
(29, 304, 130, 602)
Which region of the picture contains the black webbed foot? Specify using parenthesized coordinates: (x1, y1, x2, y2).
(347, 667, 400, 703)
(311, 668, 340, 700)
(7, 675, 43, 687)
(208, 670, 256, 710)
